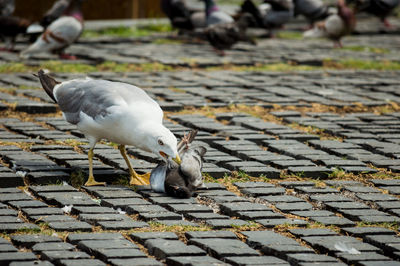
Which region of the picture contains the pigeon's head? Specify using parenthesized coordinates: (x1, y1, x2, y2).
(151, 126, 181, 165)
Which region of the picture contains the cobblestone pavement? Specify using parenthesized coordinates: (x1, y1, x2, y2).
(1, 16, 400, 266)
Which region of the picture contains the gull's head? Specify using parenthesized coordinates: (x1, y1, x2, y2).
(149, 125, 181, 165)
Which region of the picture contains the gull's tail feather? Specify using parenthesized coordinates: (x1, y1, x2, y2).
(37, 69, 59, 103)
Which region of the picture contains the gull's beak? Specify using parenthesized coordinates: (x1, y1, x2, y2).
(172, 154, 181, 165)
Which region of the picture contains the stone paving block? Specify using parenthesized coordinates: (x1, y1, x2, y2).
(11, 235, 61, 248)
(125, 204, 169, 214)
(101, 198, 151, 209)
(286, 253, 340, 265)
(341, 227, 396, 237)
(294, 186, 338, 194)
(95, 248, 147, 261)
(97, 220, 149, 230)
(235, 210, 284, 220)
(67, 232, 125, 244)
(219, 202, 271, 216)
(145, 239, 206, 259)
(309, 216, 356, 227)
(233, 182, 275, 189)
(167, 204, 213, 214)
(58, 259, 106, 266)
(185, 231, 237, 239)
(261, 244, 315, 258)
(108, 258, 163, 266)
(240, 187, 286, 197)
(32, 242, 75, 252)
(166, 256, 228, 266)
(205, 219, 250, 229)
(78, 213, 128, 224)
(260, 195, 306, 203)
(256, 218, 308, 228)
(129, 232, 179, 244)
(71, 206, 119, 215)
(356, 193, 399, 202)
(303, 236, 380, 254)
(188, 238, 259, 258)
(78, 239, 138, 253)
(48, 221, 92, 231)
(224, 256, 289, 265)
(274, 202, 313, 212)
(291, 210, 335, 217)
(358, 262, 400, 266)
(243, 231, 300, 249)
(0, 223, 40, 232)
(23, 207, 64, 216)
(309, 194, 353, 202)
(185, 212, 230, 221)
(290, 228, 339, 237)
(0, 252, 38, 264)
(9, 261, 54, 266)
(337, 252, 392, 264)
(287, 166, 332, 178)
(8, 200, 48, 209)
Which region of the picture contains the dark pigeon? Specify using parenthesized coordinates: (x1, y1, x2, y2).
(150, 130, 207, 198)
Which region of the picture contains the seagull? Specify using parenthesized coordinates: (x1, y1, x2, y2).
(303, 0, 355, 48)
(37, 70, 181, 187)
(20, 0, 83, 59)
(150, 130, 207, 198)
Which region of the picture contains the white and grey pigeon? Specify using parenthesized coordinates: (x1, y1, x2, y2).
(37, 70, 181, 187)
(150, 130, 207, 198)
(40, 0, 71, 28)
(20, 0, 83, 59)
(204, 0, 234, 26)
(303, 0, 356, 48)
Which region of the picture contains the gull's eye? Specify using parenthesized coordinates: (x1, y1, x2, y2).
(158, 139, 164, 146)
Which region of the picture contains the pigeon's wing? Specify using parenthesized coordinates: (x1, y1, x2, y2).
(180, 146, 206, 189)
(205, 23, 240, 50)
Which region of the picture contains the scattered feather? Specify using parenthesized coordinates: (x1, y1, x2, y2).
(116, 208, 126, 214)
(334, 242, 361, 254)
(62, 205, 73, 213)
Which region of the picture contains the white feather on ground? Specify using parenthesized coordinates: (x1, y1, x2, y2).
(20, 16, 82, 58)
(334, 242, 361, 254)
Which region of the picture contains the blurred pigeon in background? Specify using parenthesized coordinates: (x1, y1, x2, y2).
(293, 0, 331, 27)
(40, 0, 71, 28)
(204, 0, 234, 25)
(20, 0, 83, 59)
(0, 0, 31, 51)
(349, 0, 400, 29)
(161, 0, 206, 32)
(240, 0, 294, 36)
(0, 0, 14, 16)
(303, 0, 355, 47)
(204, 12, 256, 55)
(150, 130, 207, 198)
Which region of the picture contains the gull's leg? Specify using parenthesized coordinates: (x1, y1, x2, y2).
(84, 148, 106, 186)
(118, 145, 150, 185)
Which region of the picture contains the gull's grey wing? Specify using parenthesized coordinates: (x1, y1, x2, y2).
(54, 79, 161, 124)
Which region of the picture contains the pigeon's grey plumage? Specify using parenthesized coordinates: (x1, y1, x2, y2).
(293, 0, 330, 24)
(150, 130, 207, 198)
(204, 0, 234, 25)
(40, 0, 71, 28)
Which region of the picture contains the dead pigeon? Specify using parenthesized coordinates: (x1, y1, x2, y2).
(293, 0, 330, 26)
(350, 0, 400, 29)
(204, 12, 256, 56)
(161, 0, 206, 31)
(150, 130, 207, 198)
(20, 0, 83, 59)
(303, 0, 355, 48)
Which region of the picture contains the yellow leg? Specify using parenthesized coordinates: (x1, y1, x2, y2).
(84, 148, 106, 186)
(118, 145, 150, 186)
